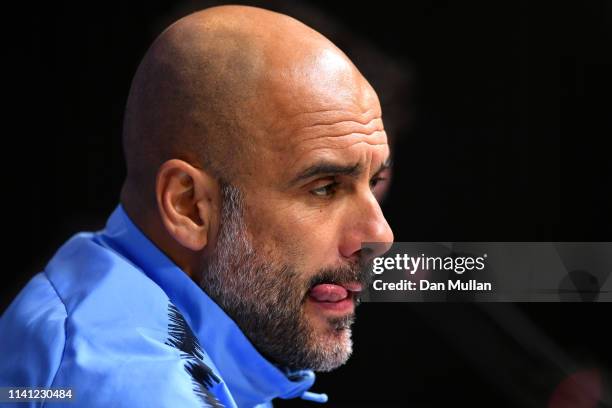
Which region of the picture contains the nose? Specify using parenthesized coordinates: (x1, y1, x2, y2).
(339, 191, 394, 263)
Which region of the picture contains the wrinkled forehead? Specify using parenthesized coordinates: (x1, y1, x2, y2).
(237, 49, 387, 181)
(226, 39, 389, 189)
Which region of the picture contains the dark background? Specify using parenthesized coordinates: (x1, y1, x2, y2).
(4, 0, 612, 406)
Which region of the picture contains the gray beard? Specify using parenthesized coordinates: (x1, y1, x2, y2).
(199, 182, 365, 372)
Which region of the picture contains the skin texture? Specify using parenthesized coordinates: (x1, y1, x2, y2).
(120, 5, 394, 372)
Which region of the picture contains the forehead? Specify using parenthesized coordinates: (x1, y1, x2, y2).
(244, 65, 388, 181)
(279, 107, 388, 166)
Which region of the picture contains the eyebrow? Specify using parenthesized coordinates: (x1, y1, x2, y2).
(289, 156, 392, 186)
(373, 157, 392, 176)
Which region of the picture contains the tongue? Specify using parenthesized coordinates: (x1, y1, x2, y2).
(309, 284, 348, 302)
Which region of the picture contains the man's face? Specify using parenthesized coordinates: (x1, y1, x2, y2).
(200, 54, 394, 372)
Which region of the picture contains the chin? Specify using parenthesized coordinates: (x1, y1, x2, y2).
(308, 324, 354, 372)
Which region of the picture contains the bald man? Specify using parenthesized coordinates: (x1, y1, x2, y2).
(0, 5, 393, 407)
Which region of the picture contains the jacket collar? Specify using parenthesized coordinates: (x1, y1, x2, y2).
(100, 204, 327, 407)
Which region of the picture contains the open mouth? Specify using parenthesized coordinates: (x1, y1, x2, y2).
(307, 282, 363, 313)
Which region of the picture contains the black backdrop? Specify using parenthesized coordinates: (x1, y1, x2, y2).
(4, 0, 611, 406)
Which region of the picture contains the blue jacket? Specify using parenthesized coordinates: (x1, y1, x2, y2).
(0, 205, 327, 407)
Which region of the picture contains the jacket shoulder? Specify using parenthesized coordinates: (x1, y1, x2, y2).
(0, 272, 68, 388)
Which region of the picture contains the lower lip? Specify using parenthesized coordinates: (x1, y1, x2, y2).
(308, 294, 355, 313)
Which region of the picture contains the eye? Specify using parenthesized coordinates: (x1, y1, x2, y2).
(310, 181, 339, 197)
(369, 176, 387, 190)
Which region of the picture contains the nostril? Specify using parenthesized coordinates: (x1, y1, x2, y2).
(360, 242, 393, 262)
(360, 246, 374, 259)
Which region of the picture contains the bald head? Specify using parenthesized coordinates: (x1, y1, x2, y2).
(121, 5, 376, 206)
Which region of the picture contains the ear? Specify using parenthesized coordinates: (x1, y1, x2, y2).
(155, 159, 220, 251)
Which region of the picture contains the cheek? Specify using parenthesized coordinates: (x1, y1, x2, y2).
(246, 200, 340, 271)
